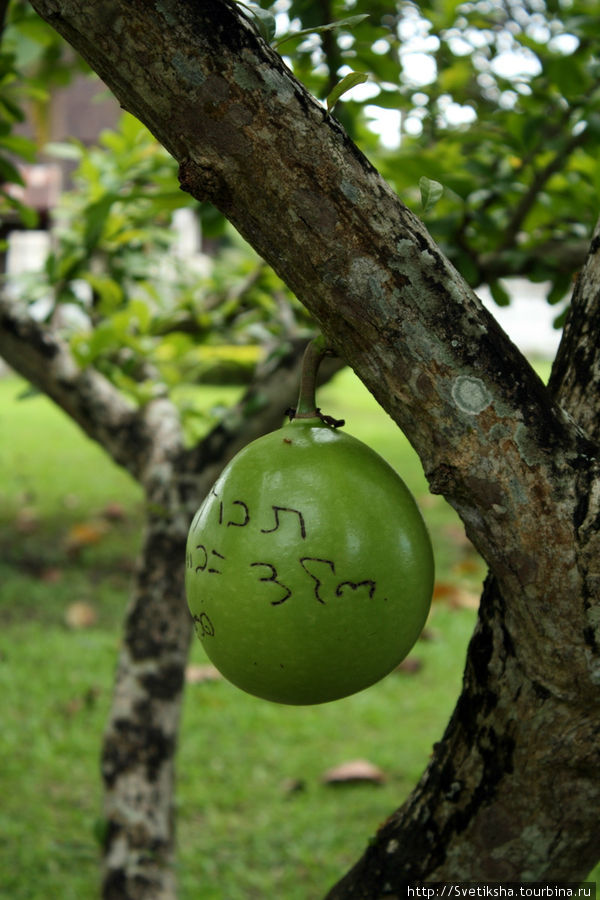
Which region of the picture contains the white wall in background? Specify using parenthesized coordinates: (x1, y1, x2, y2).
(5, 231, 51, 277)
(478, 278, 568, 359)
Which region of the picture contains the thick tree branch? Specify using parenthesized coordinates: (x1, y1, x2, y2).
(326, 572, 600, 897)
(549, 217, 600, 441)
(27, 0, 596, 692)
(327, 223, 600, 898)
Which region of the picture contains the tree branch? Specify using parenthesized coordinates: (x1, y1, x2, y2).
(497, 128, 588, 255)
(0, 290, 154, 480)
(477, 238, 589, 285)
(549, 216, 600, 440)
(27, 0, 593, 674)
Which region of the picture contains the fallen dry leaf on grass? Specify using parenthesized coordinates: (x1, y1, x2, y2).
(433, 581, 480, 609)
(63, 686, 102, 716)
(101, 502, 127, 522)
(395, 657, 423, 674)
(452, 558, 483, 577)
(15, 507, 39, 534)
(65, 601, 98, 629)
(64, 521, 108, 555)
(39, 567, 63, 583)
(321, 759, 386, 786)
(281, 777, 307, 796)
(61, 493, 80, 510)
(185, 663, 223, 684)
(418, 626, 438, 642)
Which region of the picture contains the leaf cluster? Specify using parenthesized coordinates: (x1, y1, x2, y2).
(7, 113, 313, 428)
(375, 0, 600, 311)
(4, 0, 600, 393)
(243, 0, 600, 312)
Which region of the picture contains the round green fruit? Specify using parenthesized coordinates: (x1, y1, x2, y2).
(185, 416, 434, 705)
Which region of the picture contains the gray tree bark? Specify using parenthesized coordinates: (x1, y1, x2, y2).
(8, 0, 600, 894)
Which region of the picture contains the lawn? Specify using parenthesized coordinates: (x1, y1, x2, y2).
(1, 363, 589, 898)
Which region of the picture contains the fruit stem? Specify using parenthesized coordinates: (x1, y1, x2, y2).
(294, 334, 331, 418)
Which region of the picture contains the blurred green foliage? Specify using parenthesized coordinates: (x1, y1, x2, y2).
(249, 0, 600, 307)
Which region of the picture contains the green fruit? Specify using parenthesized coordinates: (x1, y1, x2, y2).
(186, 414, 434, 705)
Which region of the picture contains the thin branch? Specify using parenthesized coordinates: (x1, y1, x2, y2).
(320, 0, 342, 100)
(100, 335, 343, 895)
(497, 127, 588, 253)
(454, 106, 575, 278)
(152, 262, 268, 337)
(0, 291, 340, 495)
(180, 336, 344, 490)
(476, 237, 589, 284)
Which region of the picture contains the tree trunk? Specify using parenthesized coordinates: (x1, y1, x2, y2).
(98, 344, 341, 898)
(0, 297, 340, 896)
(100, 509, 190, 900)
(14, 0, 600, 891)
(327, 223, 600, 895)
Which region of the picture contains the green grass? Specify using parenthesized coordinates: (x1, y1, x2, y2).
(177, 601, 475, 899)
(1, 365, 588, 899)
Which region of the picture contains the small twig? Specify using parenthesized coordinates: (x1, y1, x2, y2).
(286, 406, 345, 428)
(497, 127, 588, 254)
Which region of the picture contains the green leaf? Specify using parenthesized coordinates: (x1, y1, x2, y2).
(0, 94, 25, 124)
(236, 2, 277, 43)
(16, 384, 41, 401)
(83, 193, 116, 253)
(545, 54, 586, 99)
(489, 280, 511, 307)
(547, 273, 572, 306)
(86, 322, 118, 359)
(0, 133, 37, 160)
(274, 14, 369, 50)
(55, 252, 84, 283)
(251, 7, 277, 43)
(0, 189, 39, 228)
(127, 299, 152, 334)
(327, 72, 368, 112)
(13, 15, 57, 47)
(321, 14, 370, 31)
(45, 140, 84, 161)
(419, 176, 444, 213)
(553, 306, 570, 330)
(0, 155, 24, 186)
(87, 275, 124, 312)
